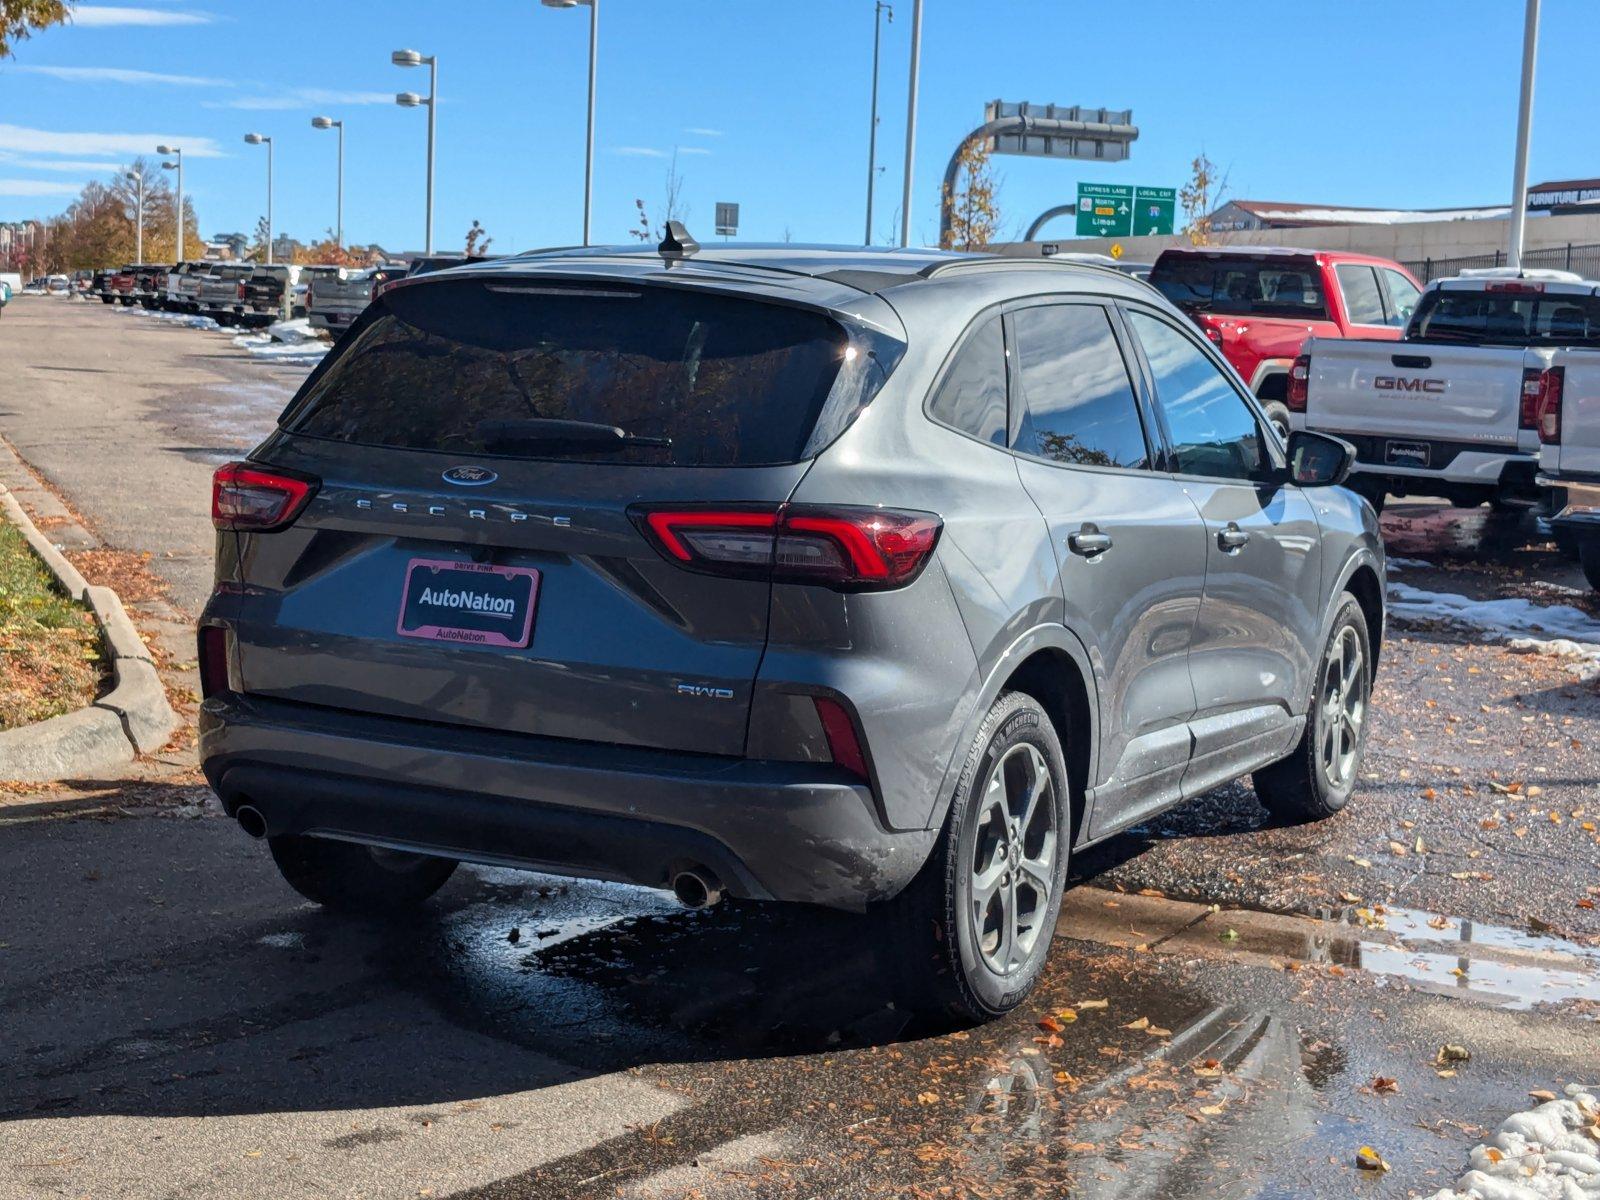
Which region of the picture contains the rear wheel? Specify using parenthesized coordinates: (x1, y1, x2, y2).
(881, 691, 1070, 1022)
(1581, 540, 1600, 592)
(268, 834, 457, 913)
(1254, 594, 1371, 822)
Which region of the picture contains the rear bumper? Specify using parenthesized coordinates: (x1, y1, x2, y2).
(1538, 474, 1600, 535)
(198, 693, 933, 911)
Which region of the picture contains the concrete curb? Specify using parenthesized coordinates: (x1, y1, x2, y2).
(0, 485, 179, 782)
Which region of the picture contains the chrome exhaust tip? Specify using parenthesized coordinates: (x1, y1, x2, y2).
(671, 869, 723, 910)
(235, 805, 268, 840)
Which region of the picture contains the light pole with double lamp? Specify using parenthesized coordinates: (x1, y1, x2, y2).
(539, 0, 597, 246)
(311, 116, 345, 248)
(243, 133, 274, 264)
(392, 48, 437, 254)
(156, 144, 183, 261)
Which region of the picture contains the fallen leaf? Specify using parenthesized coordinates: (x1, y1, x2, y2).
(1437, 1044, 1471, 1065)
(1038, 1016, 1065, 1033)
(1530, 1090, 1557, 1103)
(1388, 840, 1409, 857)
(1137, 888, 1164, 898)
(1147, 1026, 1172, 1038)
(1124, 1016, 1150, 1031)
(1485, 1147, 1503, 1163)
(1372, 1076, 1399, 1094)
(1075, 999, 1109, 1010)
(1199, 1102, 1226, 1116)
(1436, 1069, 1457, 1078)
(1219, 928, 1239, 943)
(916, 1091, 939, 1105)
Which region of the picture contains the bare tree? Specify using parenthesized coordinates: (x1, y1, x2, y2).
(464, 219, 493, 256)
(628, 150, 689, 241)
(1179, 153, 1231, 247)
(940, 137, 1002, 251)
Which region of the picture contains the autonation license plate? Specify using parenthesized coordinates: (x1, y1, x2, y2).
(1385, 439, 1431, 468)
(397, 558, 539, 648)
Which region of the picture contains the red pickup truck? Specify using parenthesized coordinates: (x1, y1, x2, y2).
(1148, 247, 1424, 437)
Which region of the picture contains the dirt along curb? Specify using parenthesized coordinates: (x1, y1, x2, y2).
(0, 485, 178, 782)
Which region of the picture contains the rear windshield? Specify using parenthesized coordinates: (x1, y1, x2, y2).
(1150, 255, 1328, 319)
(283, 278, 881, 466)
(1406, 288, 1600, 346)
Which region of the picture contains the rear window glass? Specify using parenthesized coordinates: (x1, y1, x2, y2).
(284, 279, 864, 466)
(1407, 288, 1600, 346)
(1150, 256, 1327, 319)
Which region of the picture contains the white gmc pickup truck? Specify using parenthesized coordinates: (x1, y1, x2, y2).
(1288, 269, 1599, 514)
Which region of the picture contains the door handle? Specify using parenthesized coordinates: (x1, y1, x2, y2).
(1068, 527, 1113, 557)
(1217, 523, 1250, 552)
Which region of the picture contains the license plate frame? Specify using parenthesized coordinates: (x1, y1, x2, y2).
(1385, 439, 1431, 468)
(397, 558, 540, 648)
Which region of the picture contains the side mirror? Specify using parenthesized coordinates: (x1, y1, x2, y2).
(1286, 430, 1355, 488)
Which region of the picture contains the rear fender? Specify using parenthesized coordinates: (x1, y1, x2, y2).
(924, 622, 1100, 838)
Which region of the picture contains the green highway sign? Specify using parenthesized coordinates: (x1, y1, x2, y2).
(1075, 183, 1176, 238)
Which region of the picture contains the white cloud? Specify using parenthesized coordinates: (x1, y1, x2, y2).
(70, 6, 215, 27)
(211, 88, 396, 111)
(1, 157, 123, 172)
(0, 179, 84, 196)
(13, 65, 226, 86)
(678, 146, 713, 156)
(684, 127, 724, 138)
(0, 124, 224, 159)
(613, 146, 667, 158)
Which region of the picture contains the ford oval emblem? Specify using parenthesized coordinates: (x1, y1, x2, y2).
(442, 465, 498, 487)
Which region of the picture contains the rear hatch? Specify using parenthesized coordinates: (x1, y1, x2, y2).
(225, 273, 889, 756)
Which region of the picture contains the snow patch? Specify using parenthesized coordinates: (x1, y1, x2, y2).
(231, 315, 328, 362)
(1388, 582, 1600, 646)
(1424, 1085, 1599, 1199)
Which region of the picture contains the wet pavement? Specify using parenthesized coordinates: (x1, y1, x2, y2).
(2, 298, 1600, 1197)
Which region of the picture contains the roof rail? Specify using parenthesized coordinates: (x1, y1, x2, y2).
(917, 256, 1142, 285)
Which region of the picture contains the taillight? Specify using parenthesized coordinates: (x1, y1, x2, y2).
(631, 504, 942, 591)
(236, 282, 247, 300)
(197, 624, 230, 698)
(1531, 367, 1565, 443)
(1521, 366, 1564, 433)
(211, 462, 317, 531)
(1287, 353, 1310, 412)
(813, 695, 869, 779)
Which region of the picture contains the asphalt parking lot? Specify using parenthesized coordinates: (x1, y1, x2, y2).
(2, 296, 1598, 1198)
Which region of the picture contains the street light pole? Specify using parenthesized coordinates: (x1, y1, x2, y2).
(312, 117, 344, 248)
(243, 133, 274, 264)
(898, 0, 922, 248)
(127, 171, 144, 262)
(540, 0, 599, 247)
(865, 1, 892, 245)
(393, 49, 437, 254)
(157, 144, 183, 261)
(1508, 0, 1541, 269)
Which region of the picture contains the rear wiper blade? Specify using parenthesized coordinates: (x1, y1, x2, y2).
(476, 418, 672, 452)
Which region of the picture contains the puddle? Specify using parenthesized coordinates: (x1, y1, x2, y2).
(1302, 903, 1600, 1016)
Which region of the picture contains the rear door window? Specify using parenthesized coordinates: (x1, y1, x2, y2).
(1009, 304, 1152, 469)
(1380, 269, 1421, 326)
(1335, 264, 1386, 326)
(926, 315, 1008, 446)
(284, 279, 873, 466)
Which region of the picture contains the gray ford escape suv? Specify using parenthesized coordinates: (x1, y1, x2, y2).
(198, 237, 1384, 1021)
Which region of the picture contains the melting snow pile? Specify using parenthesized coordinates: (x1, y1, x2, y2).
(1425, 1085, 1599, 1199)
(1388, 582, 1600, 681)
(230, 317, 328, 363)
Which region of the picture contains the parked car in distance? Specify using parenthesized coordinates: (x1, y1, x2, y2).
(171, 261, 213, 314)
(72, 269, 94, 296)
(197, 263, 257, 326)
(238, 263, 322, 328)
(1149, 247, 1424, 438)
(108, 264, 140, 305)
(294, 265, 342, 321)
(306, 264, 406, 332)
(134, 264, 171, 309)
(1292, 268, 1598, 513)
(1523, 278, 1600, 587)
(90, 267, 116, 303)
(199, 241, 1385, 1022)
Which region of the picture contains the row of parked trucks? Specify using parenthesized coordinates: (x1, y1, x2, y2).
(1141, 244, 1600, 587)
(83, 257, 484, 330)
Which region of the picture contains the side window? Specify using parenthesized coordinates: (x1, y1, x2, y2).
(1381, 269, 1422, 327)
(926, 315, 1008, 446)
(1336, 264, 1386, 326)
(1126, 310, 1268, 482)
(1009, 304, 1151, 469)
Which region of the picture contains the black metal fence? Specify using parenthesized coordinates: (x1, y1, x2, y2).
(1402, 243, 1600, 283)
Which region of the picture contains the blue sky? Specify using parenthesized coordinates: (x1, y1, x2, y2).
(1, 1, 1597, 253)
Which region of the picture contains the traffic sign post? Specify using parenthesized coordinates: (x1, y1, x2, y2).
(1075, 183, 1174, 238)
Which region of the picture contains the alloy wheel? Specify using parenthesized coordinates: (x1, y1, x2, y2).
(1317, 625, 1367, 789)
(969, 743, 1059, 977)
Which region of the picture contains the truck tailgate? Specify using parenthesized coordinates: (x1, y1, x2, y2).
(1305, 339, 1537, 446)
(1552, 351, 1600, 476)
